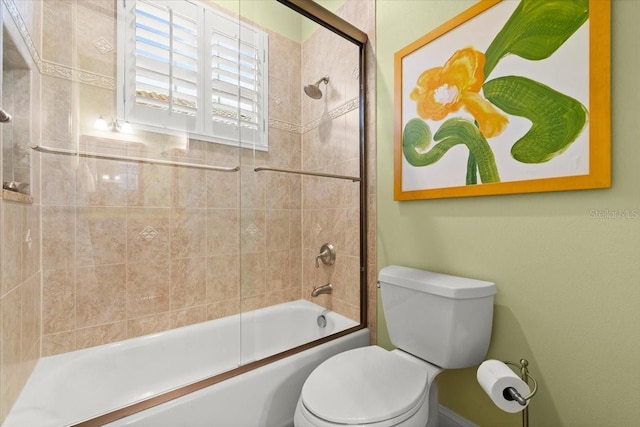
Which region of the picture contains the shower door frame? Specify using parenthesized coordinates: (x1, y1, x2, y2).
(73, 1, 369, 426)
(277, 0, 369, 328)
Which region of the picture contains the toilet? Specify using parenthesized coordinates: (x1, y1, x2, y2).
(294, 265, 497, 427)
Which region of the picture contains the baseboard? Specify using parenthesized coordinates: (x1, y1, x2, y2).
(438, 405, 479, 427)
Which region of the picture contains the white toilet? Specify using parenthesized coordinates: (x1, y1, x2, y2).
(294, 265, 497, 427)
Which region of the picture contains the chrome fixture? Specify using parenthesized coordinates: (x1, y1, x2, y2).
(31, 143, 240, 172)
(503, 359, 538, 427)
(316, 309, 331, 328)
(0, 108, 12, 123)
(255, 166, 360, 182)
(503, 387, 527, 406)
(304, 76, 329, 99)
(315, 243, 336, 268)
(2, 181, 29, 193)
(311, 283, 333, 297)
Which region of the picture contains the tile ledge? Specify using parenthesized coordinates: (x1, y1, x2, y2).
(2, 189, 33, 204)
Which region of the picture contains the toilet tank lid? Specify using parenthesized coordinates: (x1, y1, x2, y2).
(379, 265, 496, 299)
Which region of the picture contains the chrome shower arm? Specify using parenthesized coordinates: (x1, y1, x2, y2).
(314, 76, 330, 86)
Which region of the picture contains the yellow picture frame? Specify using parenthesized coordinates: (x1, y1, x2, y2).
(394, 0, 610, 201)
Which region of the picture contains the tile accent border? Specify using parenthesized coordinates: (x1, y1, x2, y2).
(268, 118, 303, 134)
(302, 97, 360, 134)
(3, 0, 42, 69)
(40, 61, 115, 90)
(270, 96, 359, 135)
(4, 0, 116, 90)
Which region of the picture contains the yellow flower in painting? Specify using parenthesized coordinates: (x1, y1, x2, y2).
(409, 47, 508, 138)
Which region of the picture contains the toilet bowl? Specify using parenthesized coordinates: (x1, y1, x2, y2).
(294, 347, 442, 427)
(294, 266, 496, 427)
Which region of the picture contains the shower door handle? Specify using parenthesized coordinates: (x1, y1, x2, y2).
(0, 109, 12, 123)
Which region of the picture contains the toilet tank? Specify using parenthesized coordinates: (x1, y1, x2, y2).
(379, 265, 496, 369)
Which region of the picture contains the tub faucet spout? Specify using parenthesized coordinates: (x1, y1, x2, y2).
(311, 283, 333, 297)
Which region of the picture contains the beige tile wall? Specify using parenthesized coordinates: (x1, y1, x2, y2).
(37, 0, 307, 356)
(0, 2, 375, 422)
(300, 0, 376, 329)
(0, 202, 42, 422)
(1, 0, 44, 421)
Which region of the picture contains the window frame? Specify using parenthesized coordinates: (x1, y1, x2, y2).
(116, 0, 269, 151)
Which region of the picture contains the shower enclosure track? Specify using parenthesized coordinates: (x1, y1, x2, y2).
(255, 166, 360, 182)
(30, 143, 240, 172)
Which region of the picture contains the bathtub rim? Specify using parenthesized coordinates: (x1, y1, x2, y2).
(71, 324, 368, 427)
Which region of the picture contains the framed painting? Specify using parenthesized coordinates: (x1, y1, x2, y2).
(394, 0, 610, 200)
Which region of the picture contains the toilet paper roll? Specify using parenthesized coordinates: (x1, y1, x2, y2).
(477, 360, 531, 413)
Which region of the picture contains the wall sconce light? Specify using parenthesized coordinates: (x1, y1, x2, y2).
(94, 115, 133, 134)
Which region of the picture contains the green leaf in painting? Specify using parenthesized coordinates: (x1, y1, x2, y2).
(466, 154, 478, 185)
(402, 118, 500, 184)
(484, 0, 589, 76)
(402, 118, 433, 166)
(483, 76, 588, 164)
(434, 118, 500, 184)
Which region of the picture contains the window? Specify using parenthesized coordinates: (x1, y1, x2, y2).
(117, 0, 269, 150)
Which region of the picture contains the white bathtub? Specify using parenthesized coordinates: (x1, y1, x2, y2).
(5, 300, 369, 427)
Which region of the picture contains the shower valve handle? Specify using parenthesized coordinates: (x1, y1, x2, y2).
(315, 243, 336, 268)
(315, 250, 327, 268)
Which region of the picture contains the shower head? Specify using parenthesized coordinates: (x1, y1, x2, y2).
(304, 76, 330, 99)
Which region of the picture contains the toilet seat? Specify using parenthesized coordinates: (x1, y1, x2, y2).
(299, 346, 429, 426)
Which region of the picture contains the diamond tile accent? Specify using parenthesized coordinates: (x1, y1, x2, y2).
(245, 223, 259, 236)
(93, 36, 114, 54)
(140, 225, 159, 242)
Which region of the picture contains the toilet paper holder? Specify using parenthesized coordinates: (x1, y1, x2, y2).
(503, 359, 538, 427)
(502, 359, 538, 404)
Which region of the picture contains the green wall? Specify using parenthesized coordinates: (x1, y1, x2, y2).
(229, 0, 302, 42)
(300, 0, 345, 41)
(376, 1, 640, 426)
(235, 0, 345, 45)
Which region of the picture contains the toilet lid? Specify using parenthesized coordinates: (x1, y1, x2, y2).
(301, 346, 428, 425)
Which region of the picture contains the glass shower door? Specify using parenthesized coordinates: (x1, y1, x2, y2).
(237, 0, 364, 366)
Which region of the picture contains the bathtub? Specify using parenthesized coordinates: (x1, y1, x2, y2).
(5, 300, 369, 427)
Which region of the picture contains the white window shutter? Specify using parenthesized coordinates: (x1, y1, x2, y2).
(118, 0, 268, 149)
